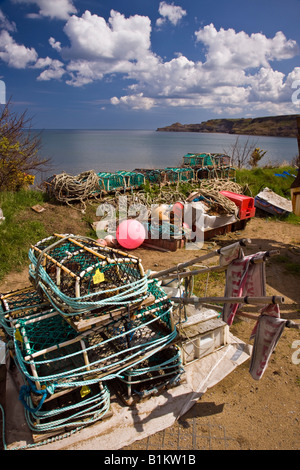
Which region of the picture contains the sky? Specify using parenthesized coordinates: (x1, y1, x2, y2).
(0, 0, 299, 129)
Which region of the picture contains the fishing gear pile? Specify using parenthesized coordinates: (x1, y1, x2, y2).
(0, 234, 181, 436)
(44, 152, 236, 208)
(1, 235, 299, 448)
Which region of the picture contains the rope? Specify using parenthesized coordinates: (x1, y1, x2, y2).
(45, 164, 239, 212)
(47, 171, 103, 211)
(191, 189, 238, 215)
(5, 239, 178, 436)
(0, 404, 6, 450)
(14, 305, 176, 388)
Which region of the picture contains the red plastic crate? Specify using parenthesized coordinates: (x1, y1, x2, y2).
(220, 191, 255, 220)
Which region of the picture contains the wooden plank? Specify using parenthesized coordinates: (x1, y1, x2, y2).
(65, 293, 156, 332)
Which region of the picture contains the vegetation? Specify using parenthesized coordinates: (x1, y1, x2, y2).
(223, 135, 262, 168)
(248, 147, 267, 168)
(157, 114, 299, 138)
(236, 165, 300, 224)
(0, 190, 48, 279)
(235, 166, 297, 199)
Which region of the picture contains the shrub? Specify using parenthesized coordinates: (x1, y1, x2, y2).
(0, 100, 49, 191)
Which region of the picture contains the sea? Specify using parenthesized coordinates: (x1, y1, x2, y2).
(36, 129, 299, 180)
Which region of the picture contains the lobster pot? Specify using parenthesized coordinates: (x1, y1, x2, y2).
(20, 380, 110, 435)
(183, 153, 226, 169)
(182, 153, 211, 167)
(213, 154, 231, 167)
(28, 234, 148, 317)
(164, 168, 180, 183)
(97, 172, 125, 192)
(14, 311, 83, 392)
(1, 287, 50, 327)
(196, 168, 216, 180)
(118, 345, 183, 398)
(0, 287, 53, 339)
(115, 171, 145, 189)
(182, 153, 198, 167)
(165, 167, 194, 182)
(135, 169, 167, 185)
(178, 167, 194, 181)
(216, 167, 236, 179)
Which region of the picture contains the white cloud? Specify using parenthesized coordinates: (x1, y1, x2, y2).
(53, 9, 153, 86)
(34, 56, 65, 80)
(115, 24, 300, 115)
(49, 37, 62, 52)
(12, 0, 77, 20)
(156, 2, 187, 27)
(248, 67, 285, 102)
(1, 4, 298, 117)
(195, 24, 299, 69)
(62, 10, 151, 61)
(65, 60, 105, 86)
(111, 93, 155, 110)
(0, 30, 37, 68)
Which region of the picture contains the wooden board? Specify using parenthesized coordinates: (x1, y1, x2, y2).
(64, 293, 156, 332)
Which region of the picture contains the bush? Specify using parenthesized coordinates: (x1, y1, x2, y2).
(0, 100, 49, 191)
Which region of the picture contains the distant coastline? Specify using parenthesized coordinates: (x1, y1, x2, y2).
(156, 114, 300, 138)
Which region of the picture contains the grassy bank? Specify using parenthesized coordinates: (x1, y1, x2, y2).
(236, 165, 300, 224)
(236, 165, 297, 199)
(0, 190, 48, 279)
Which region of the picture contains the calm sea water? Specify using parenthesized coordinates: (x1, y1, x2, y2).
(37, 129, 299, 179)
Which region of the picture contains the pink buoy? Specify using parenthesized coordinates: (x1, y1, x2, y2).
(116, 219, 146, 249)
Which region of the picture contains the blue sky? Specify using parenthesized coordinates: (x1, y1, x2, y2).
(0, 0, 299, 129)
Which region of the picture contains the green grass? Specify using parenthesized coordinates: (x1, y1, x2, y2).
(236, 166, 297, 199)
(0, 190, 48, 280)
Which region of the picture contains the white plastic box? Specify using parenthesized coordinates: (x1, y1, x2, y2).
(178, 307, 229, 365)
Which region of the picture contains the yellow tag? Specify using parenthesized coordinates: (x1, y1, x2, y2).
(80, 385, 91, 398)
(93, 268, 105, 285)
(15, 329, 23, 342)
